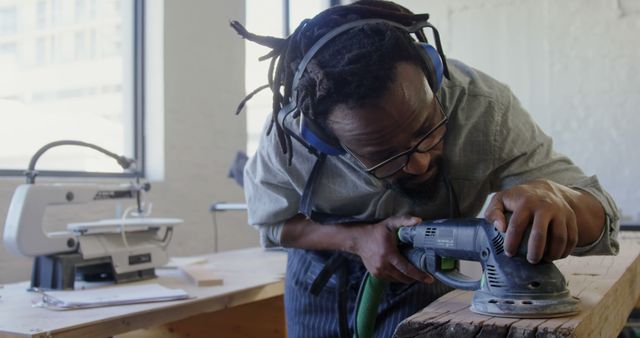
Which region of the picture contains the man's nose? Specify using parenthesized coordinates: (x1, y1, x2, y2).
(403, 151, 431, 175)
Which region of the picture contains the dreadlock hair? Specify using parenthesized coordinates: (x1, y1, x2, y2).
(231, 0, 438, 163)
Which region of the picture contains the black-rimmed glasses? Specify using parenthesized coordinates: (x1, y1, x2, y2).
(343, 97, 448, 179)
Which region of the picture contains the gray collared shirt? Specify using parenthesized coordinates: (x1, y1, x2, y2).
(243, 59, 620, 256)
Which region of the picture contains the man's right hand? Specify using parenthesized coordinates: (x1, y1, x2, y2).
(280, 214, 433, 283)
(281, 214, 434, 284)
(349, 216, 435, 284)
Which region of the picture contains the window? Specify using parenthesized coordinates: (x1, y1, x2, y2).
(0, 7, 18, 36)
(74, 0, 85, 23)
(0, 0, 144, 178)
(0, 43, 17, 62)
(244, 0, 334, 155)
(37, 1, 46, 30)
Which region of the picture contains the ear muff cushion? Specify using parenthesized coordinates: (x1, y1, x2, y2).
(300, 114, 345, 155)
(415, 42, 444, 92)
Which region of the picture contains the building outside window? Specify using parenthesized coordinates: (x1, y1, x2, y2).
(244, 0, 332, 155)
(0, 0, 141, 177)
(0, 6, 18, 36)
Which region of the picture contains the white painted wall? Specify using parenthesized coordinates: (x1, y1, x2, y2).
(397, 0, 640, 221)
(0, 1, 257, 284)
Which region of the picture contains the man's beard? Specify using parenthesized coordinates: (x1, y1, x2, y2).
(386, 158, 443, 200)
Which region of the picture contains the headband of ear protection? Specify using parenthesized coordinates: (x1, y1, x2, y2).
(277, 18, 449, 156)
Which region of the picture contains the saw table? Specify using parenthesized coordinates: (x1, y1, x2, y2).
(394, 231, 640, 338)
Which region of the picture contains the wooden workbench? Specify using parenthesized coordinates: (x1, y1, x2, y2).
(3, 236, 637, 338)
(0, 248, 287, 338)
(394, 231, 640, 338)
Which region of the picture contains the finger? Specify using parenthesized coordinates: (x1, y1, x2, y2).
(369, 270, 404, 284)
(504, 209, 531, 257)
(384, 265, 415, 284)
(368, 263, 410, 284)
(527, 212, 551, 264)
(562, 211, 578, 258)
(386, 215, 422, 231)
(484, 193, 508, 232)
(544, 216, 567, 261)
(389, 254, 434, 284)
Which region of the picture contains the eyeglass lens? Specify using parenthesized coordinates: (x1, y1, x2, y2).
(372, 116, 446, 179)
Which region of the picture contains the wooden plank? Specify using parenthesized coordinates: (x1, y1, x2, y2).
(394, 291, 475, 338)
(118, 295, 285, 338)
(180, 264, 224, 286)
(395, 232, 640, 338)
(477, 317, 521, 337)
(505, 319, 547, 338)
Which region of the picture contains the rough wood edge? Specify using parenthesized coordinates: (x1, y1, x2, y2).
(570, 252, 640, 337)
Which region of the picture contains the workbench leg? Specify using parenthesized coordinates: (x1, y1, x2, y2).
(119, 295, 286, 338)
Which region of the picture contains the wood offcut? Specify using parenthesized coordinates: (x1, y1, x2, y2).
(180, 264, 224, 286)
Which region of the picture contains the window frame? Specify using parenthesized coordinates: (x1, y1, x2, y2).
(0, 0, 146, 181)
(283, 0, 341, 34)
(245, 0, 340, 154)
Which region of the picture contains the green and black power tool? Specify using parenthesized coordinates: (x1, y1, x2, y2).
(353, 218, 579, 338)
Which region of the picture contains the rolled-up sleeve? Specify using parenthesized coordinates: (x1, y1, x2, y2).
(243, 124, 310, 248)
(490, 86, 620, 256)
(568, 176, 620, 256)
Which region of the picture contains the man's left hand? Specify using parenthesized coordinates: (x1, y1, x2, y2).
(484, 179, 579, 264)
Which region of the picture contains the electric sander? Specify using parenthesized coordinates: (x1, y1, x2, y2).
(398, 218, 579, 317)
(353, 218, 579, 337)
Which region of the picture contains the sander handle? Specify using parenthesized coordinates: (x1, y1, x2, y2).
(401, 245, 481, 290)
(398, 218, 508, 290)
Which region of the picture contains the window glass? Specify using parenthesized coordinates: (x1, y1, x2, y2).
(245, 0, 330, 155)
(0, 0, 135, 174)
(289, 1, 329, 32)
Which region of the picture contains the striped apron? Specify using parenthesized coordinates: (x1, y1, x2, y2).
(284, 155, 456, 338)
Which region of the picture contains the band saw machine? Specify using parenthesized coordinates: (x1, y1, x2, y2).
(3, 181, 182, 290)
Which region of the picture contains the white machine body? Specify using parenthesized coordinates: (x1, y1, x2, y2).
(4, 184, 93, 257)
(3, 183, 182, 275)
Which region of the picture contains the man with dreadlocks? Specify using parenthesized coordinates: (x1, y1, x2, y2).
(232, 1, 619, 337)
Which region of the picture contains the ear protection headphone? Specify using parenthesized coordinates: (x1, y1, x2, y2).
(277, 18, 449, 157)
